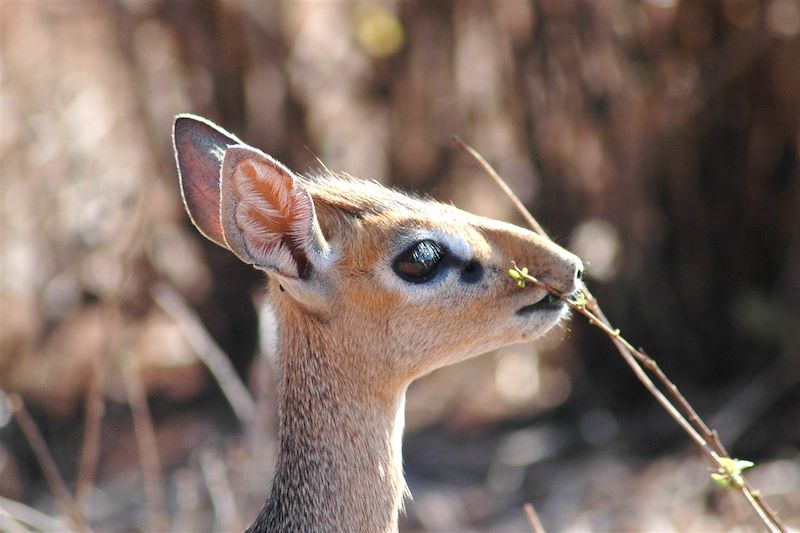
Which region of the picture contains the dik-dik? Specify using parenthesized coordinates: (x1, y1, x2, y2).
(173, 115, 583, 532)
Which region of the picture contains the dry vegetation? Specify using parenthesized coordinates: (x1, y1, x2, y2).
(1, 1, 798, 531)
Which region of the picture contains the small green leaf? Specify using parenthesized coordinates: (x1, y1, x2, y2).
(510, 266, 528, 288)
(718, 457, 736, 473)
(711, 458, 755, 490)
(711, 473, 731, 488)
(719, 457, 754, 474)
(572, 292, 587, 308)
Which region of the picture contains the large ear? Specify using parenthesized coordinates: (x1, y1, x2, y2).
(219, 145, 329, 279)
(173, 114, 242, 248)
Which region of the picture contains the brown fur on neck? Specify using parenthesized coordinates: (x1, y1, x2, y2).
(247, 293, 408, 533)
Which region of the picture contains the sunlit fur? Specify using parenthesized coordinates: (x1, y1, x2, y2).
(174, 116, 582, 533)
(247, 173, 582, 532)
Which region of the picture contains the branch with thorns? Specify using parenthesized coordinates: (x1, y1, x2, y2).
(453, 136, 786, 533)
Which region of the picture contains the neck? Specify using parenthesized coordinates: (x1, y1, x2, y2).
(248, 322, 408, 533)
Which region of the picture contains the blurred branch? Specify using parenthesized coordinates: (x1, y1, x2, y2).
(152, 282, 256, 426)
(523, 502, 546, 533)
(171, 469, 201, 533)
(74, 304, 117, 510)
(8, 395, 89, 532)
(0, 496, 69, 533)
(248, 295, 279, 460)
(711, 357, 797, 448)
(120, 355, 168, 533)
(76, 161, 150, 510)
(456, 138, 787, 533)
(200, 450, 241, 532)
(0, 504, 31, 533)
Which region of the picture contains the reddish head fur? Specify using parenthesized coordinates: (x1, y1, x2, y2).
(173, 115, 583, 532)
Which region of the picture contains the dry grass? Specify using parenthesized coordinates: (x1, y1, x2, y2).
(1, 1, 797, 531)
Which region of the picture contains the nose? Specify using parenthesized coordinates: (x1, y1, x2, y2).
(564, 255, 584, 294)
(534, 253, 583, 295)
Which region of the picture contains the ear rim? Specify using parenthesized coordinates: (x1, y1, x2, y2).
(173, 113, 243, 249)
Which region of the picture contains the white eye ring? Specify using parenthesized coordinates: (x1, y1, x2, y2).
(374, 230, 473, 301)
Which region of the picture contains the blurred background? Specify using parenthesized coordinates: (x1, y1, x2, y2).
(1, 0, 798, 531)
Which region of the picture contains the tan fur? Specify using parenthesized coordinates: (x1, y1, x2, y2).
(173, 116, 582, 533)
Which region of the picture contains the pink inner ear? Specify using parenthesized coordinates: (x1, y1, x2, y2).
(220, 146, 315, 277)
(239, 162, 294, 241)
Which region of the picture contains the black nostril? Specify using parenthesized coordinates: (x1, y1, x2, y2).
(576, 268, 583, 281)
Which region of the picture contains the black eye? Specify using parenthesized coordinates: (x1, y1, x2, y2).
(393, 239, 444, 283)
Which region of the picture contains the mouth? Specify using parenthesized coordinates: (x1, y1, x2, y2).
(516, 293, 565, 316)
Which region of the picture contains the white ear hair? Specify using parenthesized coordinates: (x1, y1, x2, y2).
(219, 145, 329, 279)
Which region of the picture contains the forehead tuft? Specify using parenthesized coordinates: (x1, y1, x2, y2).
(302, 172, 478, 268)
(303, 172, 434, 219)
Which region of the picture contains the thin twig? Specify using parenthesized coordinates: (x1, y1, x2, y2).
(74, 304, 117, 509)
(152, 282, 256, 426)
(74, 364, 107, 507)
(452, 136, 549, 239)
(523, 502, 546, 533)
(8, 394, 88, 532)
(514, 267, 786, 533)
(120, 355, 168, 533)
(588, 301, 727, 457)
(455, 137, 786, 533)
(513, 265, 720, 463)
(458, 132, 729, 458)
